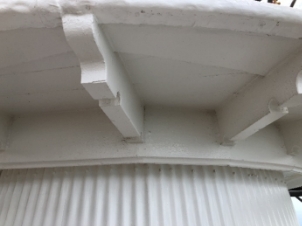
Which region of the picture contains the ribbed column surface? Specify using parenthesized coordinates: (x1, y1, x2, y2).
(0, 164, 298, 226)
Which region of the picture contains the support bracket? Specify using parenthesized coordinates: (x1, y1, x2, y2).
(61, 13, 144, 141)
(218, 50, 302, 144)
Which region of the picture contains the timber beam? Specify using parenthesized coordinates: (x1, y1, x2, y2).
(61, 13, 144, 141)
(217, 50, 302, 144)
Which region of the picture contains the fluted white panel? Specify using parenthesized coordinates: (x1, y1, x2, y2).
(0, 165, 299, 226)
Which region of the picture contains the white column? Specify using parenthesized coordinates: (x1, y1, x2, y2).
(0, 165, 299, 226)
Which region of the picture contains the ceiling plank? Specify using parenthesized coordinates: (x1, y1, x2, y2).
(0, 113, 12, 151)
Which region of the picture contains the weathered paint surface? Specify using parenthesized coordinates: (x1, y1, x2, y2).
(1, 6, 302, 226)
(0, 107, 295, 173)
(0, 0, 302, 186)
(62, 14, 144, 139)
(1, 0, 302, 39)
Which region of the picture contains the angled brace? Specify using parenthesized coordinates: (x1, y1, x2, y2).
(218, 51, 302, 145)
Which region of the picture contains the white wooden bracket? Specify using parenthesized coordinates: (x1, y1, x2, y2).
(61, 14, 144, 141)
(0, 114, 12, 151)
(218, 51, 302, 144)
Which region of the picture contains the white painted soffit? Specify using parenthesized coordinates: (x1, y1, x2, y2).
(1, 0, 302, 175)
(0, 114, 12, 152)
(1, 0, 302, 39)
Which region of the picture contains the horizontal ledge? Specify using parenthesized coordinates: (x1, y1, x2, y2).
(1, 0, 302, 39)
(0, 156, 300, 174)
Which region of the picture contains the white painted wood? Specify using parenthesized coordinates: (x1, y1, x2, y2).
(103, 24, 301, 76)
(0, 0, 60, 31)
(0, 51, 79, 75)
(0, 28, 71, 69)
(0, 51, 99, 114)
(217, 50, 302, 143)
(0, 0, 301, 114)
(0, 113, 12, 151)
(2, 0, 302, 39)
(1, 0, 302, 181)
(91, 0, 302, 40)
(224, 99, 288, 143)
(62, 14, 144, 139)
(0, 107, 298, 174)
(0, 67, 82, 97)
(121, 53, 256, 109)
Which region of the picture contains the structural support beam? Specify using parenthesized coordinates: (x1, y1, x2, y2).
(62, 13, 143, 141)
(217, 50, 302, 144)
(0, 113, 12, 151)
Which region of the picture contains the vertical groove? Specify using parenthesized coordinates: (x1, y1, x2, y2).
(116, 165, 123, 226)
(190, 166, 200, 226)
(5, 170, 26, 226)
(55, 167, 72, 226)
(238, 168, 264, 226)
(80, 166, 94, 226)
(191, 166, 208, 226)
(102, 166, 110, 226)
(130, 165, 136, 226)
(61, 167, 76, 226)
(143, 164, 150, 226)
(223, 167, 241, 226)
(179, 165, 189, 226)
(76, 167, 87, 226)
(202, 166, 222, 225)
(217, 167, 236, 226)
(167, 165, 176, 226)
(89, 166, 98, 226)
(181, 165, 196, 226)
(0, 165, 299, 226)
(257, 169, 275, 226)
(41, 168, 57, 226)
(51, 168, 64, 226)
(32, 168, 52, 226)
(172, 164, 184, 226)
(161, 165, 172, 226)
(21, 169, 43, 226)
(119, 165, 131, 226)
(0, 170, 18, 225)
(92, 165, 106, 226)
(157, 165, 164, 226)
(135, 164, 147, 226)
(0, 170, 10, 215)
(13, 169, 32, 226)
(106, 165, 120, 226)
